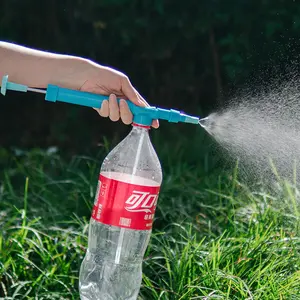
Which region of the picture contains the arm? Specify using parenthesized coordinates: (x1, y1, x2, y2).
(0, 41, 159, 127)
(0, 41, 87, 89)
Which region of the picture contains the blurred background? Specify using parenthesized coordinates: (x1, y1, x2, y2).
(1, 0, 300, 153)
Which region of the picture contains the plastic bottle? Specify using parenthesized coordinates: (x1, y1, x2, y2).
(79, 123, 162, 300)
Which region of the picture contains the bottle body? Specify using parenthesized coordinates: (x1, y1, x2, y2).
(79, 125, 162, 300)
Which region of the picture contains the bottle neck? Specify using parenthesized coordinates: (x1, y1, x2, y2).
(132, 122, 151, 131)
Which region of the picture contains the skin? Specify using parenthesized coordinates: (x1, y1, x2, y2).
(0, 41, 159, 128)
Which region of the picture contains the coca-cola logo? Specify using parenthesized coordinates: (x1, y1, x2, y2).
(125, 190, 159, 213)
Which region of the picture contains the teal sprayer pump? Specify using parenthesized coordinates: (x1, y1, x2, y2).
(1, 75, 200, 126)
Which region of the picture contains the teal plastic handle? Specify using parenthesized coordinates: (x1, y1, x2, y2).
(45, 85, 199, 126)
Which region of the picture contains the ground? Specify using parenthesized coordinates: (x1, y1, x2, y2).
(0, 127, 299, 299)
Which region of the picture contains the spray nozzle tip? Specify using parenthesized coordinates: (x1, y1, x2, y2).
(182, 114, 199, 124)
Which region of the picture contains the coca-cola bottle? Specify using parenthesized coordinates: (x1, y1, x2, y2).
(79, 122, 162, 300)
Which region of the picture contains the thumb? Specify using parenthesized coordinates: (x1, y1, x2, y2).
(121, 76, 145, 107)
(121, 75, 159, 128)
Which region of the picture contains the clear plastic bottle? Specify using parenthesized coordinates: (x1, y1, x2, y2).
(79, 123, 162, 300)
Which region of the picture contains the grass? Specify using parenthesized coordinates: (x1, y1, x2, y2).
(0, 126, 299, 299)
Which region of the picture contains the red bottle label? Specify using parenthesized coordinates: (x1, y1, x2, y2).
(92, 174, 160, 230)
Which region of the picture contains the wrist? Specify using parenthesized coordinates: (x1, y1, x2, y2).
(47, 56, 93, 90)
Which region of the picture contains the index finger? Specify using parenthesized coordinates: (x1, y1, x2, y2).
(121, 76, 144, 106)
(122, 79, 159, 128)
(136, 93, 159, 128)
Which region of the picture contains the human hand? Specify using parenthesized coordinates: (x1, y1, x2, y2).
(75, 60, 159, 128)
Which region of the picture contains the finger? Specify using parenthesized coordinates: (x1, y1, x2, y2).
(120, 76, 152, 108)
(152, 119, 159, 128)
(135, 89, 149, 107)
(108, 94, 120, 122)
(119, 99, 133, 125)
(99, 99, 109, 117)
(121, 76, 144, 106)
(135, 92, 159, 128)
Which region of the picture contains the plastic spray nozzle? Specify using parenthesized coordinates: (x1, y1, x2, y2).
(1, 75, 200, 126)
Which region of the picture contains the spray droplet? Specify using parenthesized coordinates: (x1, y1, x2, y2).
(199, 117, 209, 128)
(199, 115, 217, 133)
(201, 79, 300, 189)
